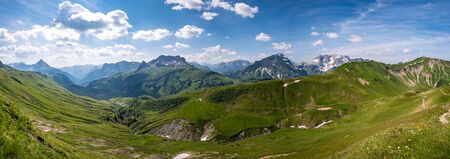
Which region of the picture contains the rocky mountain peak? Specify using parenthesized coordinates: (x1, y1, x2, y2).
(34, 59, 51, 68)
(148, 55, 188, 67)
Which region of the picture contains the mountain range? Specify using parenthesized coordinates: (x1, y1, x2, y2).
(84, 55, 235, 99)
(1, 56, 449, 158)
(7, 54, 367, 100)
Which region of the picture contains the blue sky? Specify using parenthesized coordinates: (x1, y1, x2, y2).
(0, 0, 449, 67)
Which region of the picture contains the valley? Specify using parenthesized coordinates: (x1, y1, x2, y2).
(1, 56, 449, 158)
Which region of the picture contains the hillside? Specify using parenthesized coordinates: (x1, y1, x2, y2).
(85, 55, 235, 99)
(99, 57, 450, 158)
(0, 57, 449, 158)
(9, 60, 81, 84)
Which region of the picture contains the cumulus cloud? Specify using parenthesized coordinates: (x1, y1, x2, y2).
(255, 32, 271, 42)
(114, 44, 136, 50)
(272, 42, 292, 50)
(184, 44, 241, 64)
(209, 0, 232, 10)
(55, 41, 78, 47)
(312, 39, 323, 46)
(14, 25, 80, 42)
(201, 12, 219, 21)
(0, 43, 48, 58)
(348, 35, 363, 43)
(55, 1, 131, 40)
(203, 45, 237, 55)
(165, 0, 203, 10)
(0, 28, 16, 42)
(324, 32, 339, 39)
(175, 25, 204, 39)
(310, 31, 319, 36)
(132, 28, 172, 41)
(233, 3, 258, 18)
(163, 42, 190, 51)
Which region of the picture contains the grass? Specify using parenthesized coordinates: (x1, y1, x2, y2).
(0, 59, 449, 158)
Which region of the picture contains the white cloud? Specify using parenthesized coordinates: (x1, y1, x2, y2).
(14, 25, 80, 42)
(0, 43, 48, 58)
(209, 0, 232, 10)
(203, 45, 237, 55)
(114, 44, 136, 50)
(258, 53, 268, 58)
(310, 31, 319, 36)
(55, 1, 131, 40)
(348, 35, 363, 43)
(312, 39, 323, 46)
(208, 0, 258, 18)
(233, 3, 258, 18)
(272, 42, 292, 50)
(185, 44, 241, 64)
(324, 32, 339, 39)
(403, 48, 411, 53)
(0, 28, 16, 42)
(201, 12, 219, 21)
(255, 32, 271, 42)
(132, 28, 171, 41)
(175, 25, 204, 39)
(165, 0, 203, 10)
(175, 42, 190, 49)
(55, 41, 78, 47)
(163, 44, 174, 49)
(163, 42, 190, 51)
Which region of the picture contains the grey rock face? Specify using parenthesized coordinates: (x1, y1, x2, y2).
(150, 119, 202, 140)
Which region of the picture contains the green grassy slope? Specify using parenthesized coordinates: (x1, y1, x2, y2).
(86, 66, 236, 99)
(0, 98, 65, 158)
(1, 57, 449, 158)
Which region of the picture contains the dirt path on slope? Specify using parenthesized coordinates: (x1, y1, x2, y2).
(258, 152, 297, 159)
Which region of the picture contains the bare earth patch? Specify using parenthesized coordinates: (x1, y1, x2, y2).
(105, 146, 142, 158)
(317, 107, 333, 111)
(32, 120, 66, 133)
(79, 137, 109, 147)
(258, 152, 297, 159)
(357, 78, 370, 86)
(439, 108, 450, 124)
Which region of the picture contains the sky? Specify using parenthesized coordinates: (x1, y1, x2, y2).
(0, 0, 449, 67)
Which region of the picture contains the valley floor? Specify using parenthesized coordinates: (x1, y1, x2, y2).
(25, 86, 450, 158)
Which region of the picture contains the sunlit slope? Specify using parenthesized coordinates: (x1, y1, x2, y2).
(0, 64, 119, 158)
(102, 58, 450, 158)
(0, 64, 108, 123)
(0, 98, 65, 158)
(390, 57, 450, 89)
(121, 61, 418, 140)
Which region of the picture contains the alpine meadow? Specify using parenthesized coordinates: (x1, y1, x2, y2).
(0, 0, 449, 159)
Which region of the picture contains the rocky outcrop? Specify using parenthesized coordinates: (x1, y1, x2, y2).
(229, 127, 272, 141)
(200, 123, 217, 141)
(150, 119, 273, 142)
(149, 119, 202, 140)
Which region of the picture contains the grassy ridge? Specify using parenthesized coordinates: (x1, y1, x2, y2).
(0, 58, 449, 158)
(0, 97, 65, 158)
